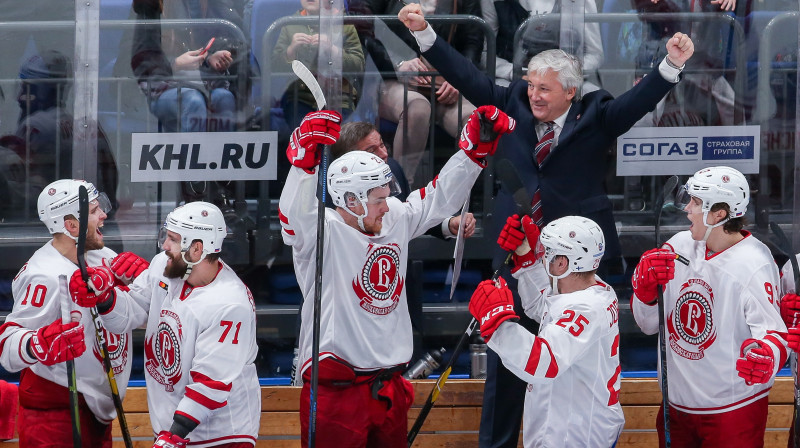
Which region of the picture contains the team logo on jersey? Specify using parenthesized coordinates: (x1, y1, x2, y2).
(352, 243, 405, 315)
(667, 278, 717, 360)
(145, 310, 184, 392)
(92, 329, 129, 375)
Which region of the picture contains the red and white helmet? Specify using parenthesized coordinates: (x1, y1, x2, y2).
(676, 166, 749, 218)
(327, 151, 396, 231)
(37, 179, 111, 236)
(536, 216, 605, 279)
(159, 201, 227, 279)
(675, 166, 749, 240)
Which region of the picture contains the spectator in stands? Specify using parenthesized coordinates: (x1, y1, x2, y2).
(130, 0, 248, 133)
(481, 0, 604, 88)
(11, 51, 119, 216)
(349, 0, 480, 188)
(397, 5, 695, 448)
(271, 0, 365, 129)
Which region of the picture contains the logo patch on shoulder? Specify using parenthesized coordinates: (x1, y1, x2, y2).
(158, 281, 168, 291)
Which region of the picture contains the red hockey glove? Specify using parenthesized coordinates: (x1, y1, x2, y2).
(29, 318, 86, 366)
(780, 293, 800, 328)
(153, 431, 189, 448)
(286, 110, 342, 172)
(459, 105, 515, 167)
(631, 248, 676, 305)
(788, 327, 800, 353)
(69, 266, 115, 308)
(497, 214, 541, 273)
(110, 252, 150, 284)
(469, 278, 518, 342)
(736, 339, 775, 385)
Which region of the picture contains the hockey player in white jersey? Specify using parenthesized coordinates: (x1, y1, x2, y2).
(472, 215, 624, 447)
(631, 166, 787, 447)
(279, 106, 515, 448)
(0, 179, 132, 447)
(69, 201, 260, 448)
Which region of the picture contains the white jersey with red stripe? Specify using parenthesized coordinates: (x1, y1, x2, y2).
(279, 150, 481, 376)
(100, 252, 260, 446)
(488, 261, 624, 447)
(0, 241, 132, 423)
(632, 230, 787, 414)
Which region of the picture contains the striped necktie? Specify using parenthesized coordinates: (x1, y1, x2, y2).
(531, 122, 555, 226)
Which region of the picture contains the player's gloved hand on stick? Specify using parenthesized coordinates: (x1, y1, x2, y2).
(469, 278, 518, 342)
(152, 431, 189, 448)
(735, 339, 775, 385)
(459, 105, 515, 167)
(29, 318, 86, 366)
(497, 214, 541, 273)
(69, 266, 115, 308)
(631, 248, 676, 305)
(286, 110, 342, 172)
(110, 252, 150, 284)
(780, 293, 800, 328)
(787, 327, 800, 353)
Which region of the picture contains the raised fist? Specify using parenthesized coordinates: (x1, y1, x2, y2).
(469, 278, 518, 342)
(780, 293, 800, 328)
(286, 110, 342, 172)
(153, 431, 189, 448)
(735, 339, 775, 385)
(29, 318, 86, 366)
(665, 32, 694, 67)
(632, 248, 676, 305)
(69, 267, 115, 308)
(110, 252, 150, 284)
(459, 105, 515, 167)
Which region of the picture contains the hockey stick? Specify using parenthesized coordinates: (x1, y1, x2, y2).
(291, 60, 328, 448)
(448, 195, 469, 302)
(59, 273, 81, 448)
(769, 222, 800, 448)
(654, 175, 679, 448)
(407, 159, 530, 446)
(76, 186, 133, 448)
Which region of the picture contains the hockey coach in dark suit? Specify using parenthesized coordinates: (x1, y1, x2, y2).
(398, 4, 696, 447)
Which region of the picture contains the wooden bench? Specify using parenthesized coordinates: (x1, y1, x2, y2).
(0, 378, 794, 447)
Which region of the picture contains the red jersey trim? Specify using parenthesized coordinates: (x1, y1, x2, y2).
(190, 371, 232, 392)
(187, 434, 256, 447)
(175, 410, 200, 425)
(670, 387, 771, 414)
(185, 387, 228, 410)
(705, 230, 751, 261)
(764, 333, 788, 367)
(525, 337, 559, 379)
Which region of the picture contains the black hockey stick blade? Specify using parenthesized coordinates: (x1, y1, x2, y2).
(655, 175, 679, 247)
(496, 158, 532, 216)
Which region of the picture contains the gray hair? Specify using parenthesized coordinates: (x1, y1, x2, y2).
(527, 49, 583, 95)
(331, 121, 378, 160)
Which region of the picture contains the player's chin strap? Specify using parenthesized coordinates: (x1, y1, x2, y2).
(181, 250, 207, 280)
(701, 211, 730, 242)
(544, 256, 572, 295)
(342, 201, 369, 232)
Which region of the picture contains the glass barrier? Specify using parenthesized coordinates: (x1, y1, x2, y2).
(0, 2, 797, 382)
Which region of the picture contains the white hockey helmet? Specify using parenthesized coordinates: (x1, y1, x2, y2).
(159, 201, 227, 279)
(160, 201, 227, 254)
(327, 151, 396, 231)
(535, 216, 605, 280)
(675, 166, 749, 240)
(37, 179, 111, 236)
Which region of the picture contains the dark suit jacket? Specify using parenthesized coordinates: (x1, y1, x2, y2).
(423, 36, 679, 261)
